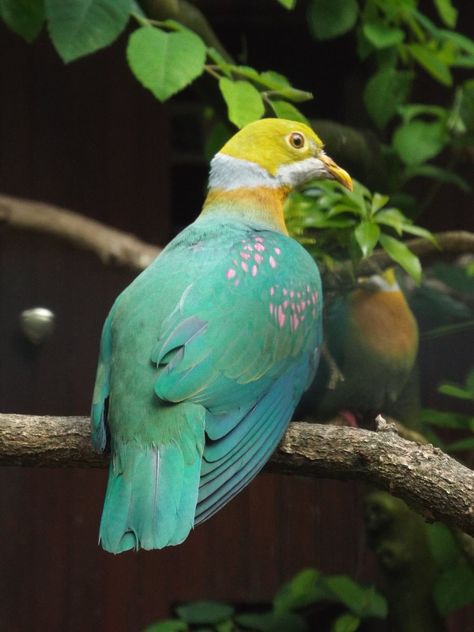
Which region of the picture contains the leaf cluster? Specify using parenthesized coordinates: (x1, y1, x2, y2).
(427, 522, 474, 616)
(285, 180, 435, 282)
(307, 0, 474, 197)
(141, 568, 387, 632)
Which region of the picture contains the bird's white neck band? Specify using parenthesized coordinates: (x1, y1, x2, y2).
(208, 152, 329, 191)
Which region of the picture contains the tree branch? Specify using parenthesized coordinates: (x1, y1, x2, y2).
(1, 413, 472, 536)
(0, 193, 161, 271)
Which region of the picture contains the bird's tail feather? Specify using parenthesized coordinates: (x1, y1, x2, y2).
(99, 413, 205, 553)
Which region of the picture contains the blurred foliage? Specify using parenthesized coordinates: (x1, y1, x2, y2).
(421, 368, 474, 451)
(427, 522, 474, 616)
(141, 568, 387, 631)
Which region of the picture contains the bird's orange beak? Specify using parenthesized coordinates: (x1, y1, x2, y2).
(320, 153, 353, 191)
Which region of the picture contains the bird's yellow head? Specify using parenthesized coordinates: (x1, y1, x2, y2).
(209, 118, 352, 192)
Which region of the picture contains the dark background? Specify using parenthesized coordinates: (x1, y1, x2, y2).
(0, 2, 472, 630)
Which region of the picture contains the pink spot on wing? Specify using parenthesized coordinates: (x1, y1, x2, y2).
(241, 252, 250, 260)
(278, 306, 286, 328)
(290, 291, 295, 298)
(226, 268, 236, 280)
(254, 243, 265, 252)
(251, 265, 258, 277)
(241, 261, 248, 272)
(291, 303, 296, 311)
(301, 301, 306, 310)
(255, 237, 264, 242)
(293, 314, 299, 330)
(234, 279, 240, 286)
(244, 244, 253, 251)
(307, 299, 311, 305)
(296, 304, 301, 313)
(283, 288, 288, 296)
(254, 253, 263, 264)
(297, 292, 301, 298)
(233, 259, 238, 266)
(269, 256, 277, 268)
(270, 303, 274, 315)
(301, 315, 305, 321)
(274, 247, 281, 255)
(270, 287, 275, 296)
(283, 300, 289, 309)
(311, 292, 317, 304)
(306, 285, 311, 293)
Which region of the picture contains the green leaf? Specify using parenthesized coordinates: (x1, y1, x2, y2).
(354, 222, 380, 257)
(364, 69, 412, 129)
(404, 164, 471, 192)
(393, 120, 447, 165)
(446, 437, 474, 451)
(439, 384, 474, 400)
(0, 0, 44, 41)
(127, 26, 206, 102)
(374, 208, 406, 234)
(420, 408, 472, 429)
(378, 234, 422, 283)
(439, 30, 474, 55)
(426, 522, 461, 569)
(274, 569, 327, 614)
(332, 613, 360, 632)
(277, 0, 296, 8)
(236, 612, 307, 632)
(434, 561, 474, 615)
(398, 222, 437, 244)
(233, 65, 261, 83)
(459, 80, 474, 132)
(362, 23, 404, 49)
(219, 78, 265, 128)
(175, 602, 234, 625)
(371, 193, 389, 214)
(269, 100, 309, 124)
(259, 70, 291, 87)
(142, 620, 188, 632)
(466, 369, 474, 393)
(398, 103, 447, 123)
(307, 0, 358, 40)
(408, 44, 453, 86)
(325, 577, 387, 618)
(433, 0, 458, 28)
(46, 0, 131, 63)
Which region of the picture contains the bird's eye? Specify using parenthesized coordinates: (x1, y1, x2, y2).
(288, 132, 305, 149)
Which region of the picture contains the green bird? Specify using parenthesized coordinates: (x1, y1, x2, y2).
(91, 118, 352, 553)
(303, 268, 419, 426)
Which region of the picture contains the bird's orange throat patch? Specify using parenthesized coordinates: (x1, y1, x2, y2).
(201, 186, 290, 234)
(350, 289, 419, 361)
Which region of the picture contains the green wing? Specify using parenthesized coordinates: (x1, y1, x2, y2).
(92, 219, 322, 551)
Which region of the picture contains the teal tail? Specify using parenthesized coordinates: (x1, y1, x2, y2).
(99, 418, 205, 553)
